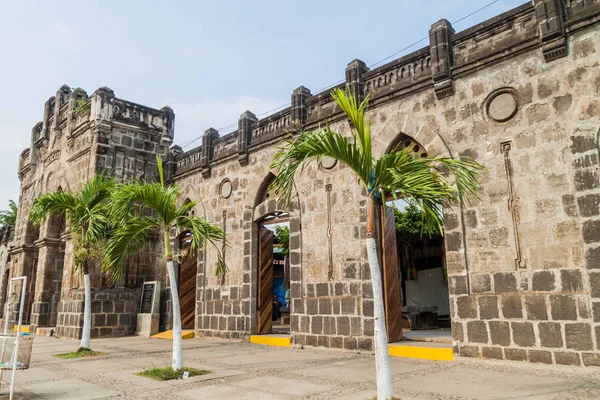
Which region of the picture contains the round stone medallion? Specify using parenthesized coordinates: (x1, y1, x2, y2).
(488, 92, 518, 122)
(321, 156, 337, 170)
(220, 179, 232, 199)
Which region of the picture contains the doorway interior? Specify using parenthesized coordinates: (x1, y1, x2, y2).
(256, 213, 290, 336)
(390, 199, 451, 344)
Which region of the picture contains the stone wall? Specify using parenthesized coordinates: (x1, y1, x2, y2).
(169, 0, 600, 364)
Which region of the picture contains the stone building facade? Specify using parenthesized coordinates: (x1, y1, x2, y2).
(6, 0, 600, 366)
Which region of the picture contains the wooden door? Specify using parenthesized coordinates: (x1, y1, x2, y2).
(179, 234, 197, 330)
(382, 206, 403, 342)
(257, 227, 274, 334)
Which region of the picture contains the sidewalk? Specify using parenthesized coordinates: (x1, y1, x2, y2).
(2, 335, 600, 399)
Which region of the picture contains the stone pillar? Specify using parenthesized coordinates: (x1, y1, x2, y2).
(345, 59, 369, 102)
(29, 238, 60, 332)
(41, 98, 53, 140)
(533, 0, 568, 62)
(200, 128, 219, 178)
(160, 106, 175, 146)
(165, 145, 183, 182)
(291, 86, 311, 128)
(429, 19, 455, 100)
(51, 85, 71, 132)
(237, 111, 257, 166)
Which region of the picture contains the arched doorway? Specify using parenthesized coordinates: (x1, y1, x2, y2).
(178, 231, 197, 330)
(249, 172, 300, 337)
(385, 134, 450, 343)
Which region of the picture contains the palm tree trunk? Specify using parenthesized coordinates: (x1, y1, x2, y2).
(366, 197, 394, 400)
(164, 233, 183, 370)
(80, 258, 92, 350)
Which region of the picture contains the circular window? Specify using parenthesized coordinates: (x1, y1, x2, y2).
(320, 156, 337, 170)
(486, 89, 519, 122)
(220, 179, 232, 199)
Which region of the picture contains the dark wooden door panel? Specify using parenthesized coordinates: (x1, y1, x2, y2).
(257, 227, 274, 335)
(382, 206, 403, 342)
(179, 234, 197, 330)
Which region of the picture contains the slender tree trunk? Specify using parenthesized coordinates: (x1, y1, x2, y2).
(80, 259, 92, 350)
(366, 197, 394, 400)
(164, 233, 183, 370)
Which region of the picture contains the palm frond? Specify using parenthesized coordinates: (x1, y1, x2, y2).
(270, 127, 371, 204)
(102, 216, 160, 283)
(29, 192, 77, 227)
(176, 215, 228, 280)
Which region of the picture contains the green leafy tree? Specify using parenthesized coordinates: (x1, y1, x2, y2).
(393, 202, 439, 242)
(274, 225, 290, 256)
(0, 200, 18, 227)
(29, 176, 115, 351)
(270, 88, 483, 400)
(103, 155, 226, 371)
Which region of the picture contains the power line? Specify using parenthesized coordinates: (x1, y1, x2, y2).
(180, 0, 505, 150)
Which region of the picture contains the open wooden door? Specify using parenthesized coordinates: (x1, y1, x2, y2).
(257, 227, 274, 334)
(179, 233, 197, 330)
(382, 206, 403, 342)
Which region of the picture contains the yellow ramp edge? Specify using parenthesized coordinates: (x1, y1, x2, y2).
(250, 335, 291, 348)
(388, 344, 454, 361)
(151, 330, 195, 340)
(13, 325, 30, 333)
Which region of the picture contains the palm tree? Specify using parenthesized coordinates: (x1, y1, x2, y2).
(29, 176, 115, 350)
(103, 155, 226, 371)
(0, 200, 18, 227)
(270, 88, 483, 400)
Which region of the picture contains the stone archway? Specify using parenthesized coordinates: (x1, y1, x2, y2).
(241, 173, 302, 336)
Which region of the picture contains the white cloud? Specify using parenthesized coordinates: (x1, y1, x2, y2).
(163, 96, 285, 149)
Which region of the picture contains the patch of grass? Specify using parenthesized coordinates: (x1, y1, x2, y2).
(54, 347, 106, 359)
(136, 366, 212, 381)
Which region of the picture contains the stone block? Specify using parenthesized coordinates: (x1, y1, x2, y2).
(357, 338, 372, 351)
(560, 269, 584, 293)
(501, 295, 523, 319)
(446, 232, 462, 251)
(582, 353, 600, 366)
(550, 295, 577, 321)
(538, 322, 563, 348)
(452, 321, 464, 342)
(449, 275, 468, 295)
(467, 321, 488, 344)
(458, 346, 480, 358)
(317, 335, 329, 348)
(489, 321, 511, 346)
(565, 323, 593, 351)
(456, 296, 477, 319)
(311, 316, 323, 335)
(362, 300, 373, 317)
(578, 194, 600, 217)
(306, 299, 318, 315)
(525, 295, 548, 320)
(532, 270, 556, 292)
(343, 337, 358, 350)
(562, 195, 579, 217)
(471, 274, 491, 294)
(489, 227, 509, 247)
(482, 347, 503, 360)
(511, 322, 535, 347)
(586, 246, 600, 269)
(504, 348, 527, 361)
(318, 299, 332, 315)
(341, 297, 355, 315)
(478, 296, 499, 320)
(554, 352, 581, 366)
(528, 350, 552, 364)
(337, 316, 350, 336)
(306, 335, 318, 347)
(575, 170, 599, 193)
(493, 272, 517, 293)
(330, 336, 343, 349)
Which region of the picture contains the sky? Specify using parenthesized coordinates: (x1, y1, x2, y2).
(0, 0, 527, 211)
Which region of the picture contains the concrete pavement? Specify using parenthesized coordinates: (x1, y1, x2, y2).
(1, 335, 600, 399)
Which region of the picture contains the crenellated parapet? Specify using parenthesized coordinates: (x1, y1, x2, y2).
(172, 1, 600, 179)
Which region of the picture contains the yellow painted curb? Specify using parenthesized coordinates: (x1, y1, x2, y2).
(250, 335, 291, 348)
(388, 344, 454, 361)
(151, 330, 195, 340)
(13, 325, 30, 333)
